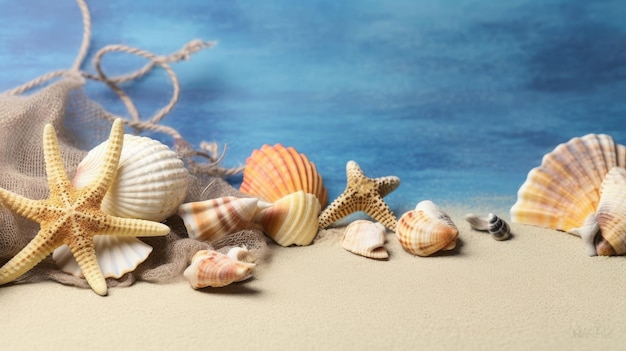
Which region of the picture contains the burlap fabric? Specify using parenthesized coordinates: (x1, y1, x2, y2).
(0, 1, 267, 290)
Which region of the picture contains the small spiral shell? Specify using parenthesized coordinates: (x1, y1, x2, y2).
(465, 213, 511, 241)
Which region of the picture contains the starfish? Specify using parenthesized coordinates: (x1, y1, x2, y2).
(0, 119, 170, 296)
(318, 160, 400, 230)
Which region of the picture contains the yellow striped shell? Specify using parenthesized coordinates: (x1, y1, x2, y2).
(595, 167, 626, 255)
(254, 190, 321, 246)
(396, 200, 458, 256)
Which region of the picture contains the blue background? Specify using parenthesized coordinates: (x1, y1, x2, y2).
(1, 0, 625, 215)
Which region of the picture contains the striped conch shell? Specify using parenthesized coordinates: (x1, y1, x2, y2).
(465, 213, 511, 241)
(54, 134, 190, 278)
(178, 197, 271, 243)
(183, 249, 256, 289)
(341, 220, 388, 259)
(254, 190, 321, 246)
(510, 134, 626, 256)
(396, 200, 459, 256)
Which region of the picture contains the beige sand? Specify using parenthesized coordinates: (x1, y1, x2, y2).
(1, 202, 625, 350)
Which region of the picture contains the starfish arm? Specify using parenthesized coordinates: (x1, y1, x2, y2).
(0, 231, 60, 285)
(377, 176, 401, 198)
(318, 191, 360, 228)
(103, 216, 171, 238)
(69, 242, 107, 296)
(0, 188, 48, 222)
(362, 197, 398, 230)
(85, 119, 124, 200)
(42, 124, 73, 199)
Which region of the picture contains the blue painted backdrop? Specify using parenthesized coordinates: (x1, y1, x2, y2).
(1, 0, 625, 215)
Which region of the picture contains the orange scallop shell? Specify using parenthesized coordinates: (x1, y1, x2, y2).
(396, 200, 458, 257)
(239, 144, 328, 208)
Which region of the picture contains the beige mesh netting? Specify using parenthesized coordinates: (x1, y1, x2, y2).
(0, 0, 268, 290)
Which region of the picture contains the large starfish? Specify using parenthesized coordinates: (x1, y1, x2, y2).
(0, 119, 170, 296)
(318, 160, 400, 230)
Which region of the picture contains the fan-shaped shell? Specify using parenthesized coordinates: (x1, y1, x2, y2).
(510, 134, 626, 234)
(255, 190, 321, 246)
(341, 220, 388, 259)
(52, 236, 152, 279)
(178, 197, 271, 243)
(396, 200, 458, 256)
(73, 134, 190, 221)
(239, 144, 328, 208)
(55, 134, 189, 279)
(183, 249, 256, 289)
(595, 167, 626, 256)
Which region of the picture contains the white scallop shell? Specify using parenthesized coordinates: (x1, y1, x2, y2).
(54, 134, 189, 279)
(72, 134, 190, 221)
(341, 220, 388, 259)
(52, 236, 152, 279)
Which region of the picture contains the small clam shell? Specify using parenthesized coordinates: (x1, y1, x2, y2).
(255, 190, 321, 246)
(595, 167, 626, 255)
(178, 197, 271, 243)
(183, 249, 256, 289)
(396, 200, 458, 256)
(73, 134, 190, 221)
(52, 236, 152, 279)
(341, 220, 388, 259)
(465, 213, 511, 241)
(240, 144, 328, 208)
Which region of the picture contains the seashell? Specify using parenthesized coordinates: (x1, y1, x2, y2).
(595, 167, 626, 256)
(178, 197, 271, 243)
(465, 213, 511, 241)
(239, 143, 328, 208)
(341, 220, 388, 259)
(55, 134, 189, 279)
(396, 200, 459, 256)
(73, 134, 190, 221)
(509, 134, 626, 256)
(183, 249, 256, 289)
(510, 134, 626, 235)
(52, 236, 152, 279)
(255, 190, 321, 246)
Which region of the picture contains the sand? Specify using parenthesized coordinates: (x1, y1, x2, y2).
(1, 204, 625, 350)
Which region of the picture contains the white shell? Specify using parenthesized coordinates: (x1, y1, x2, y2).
(52, 236, 152, 279)
(341, 220, 388, 259)
(55, 134, 189, 279)
(595, 167, 626, 255)
(72, 134, 190, 221)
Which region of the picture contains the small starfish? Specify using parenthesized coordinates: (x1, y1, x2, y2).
(318, 160, 400, 230)
(0, 119, 170, 296)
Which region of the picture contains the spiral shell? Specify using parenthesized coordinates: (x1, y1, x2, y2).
(396, 200, 458, 256)
(55, 134, 190, 279)
(465, 213, 511, 241)
(184, 249, 256, 289)
(255, 190, 321, 246)
(240, 144, 328, 208)
(341, 220, 388, 259)
(178, 197, 271, 243)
